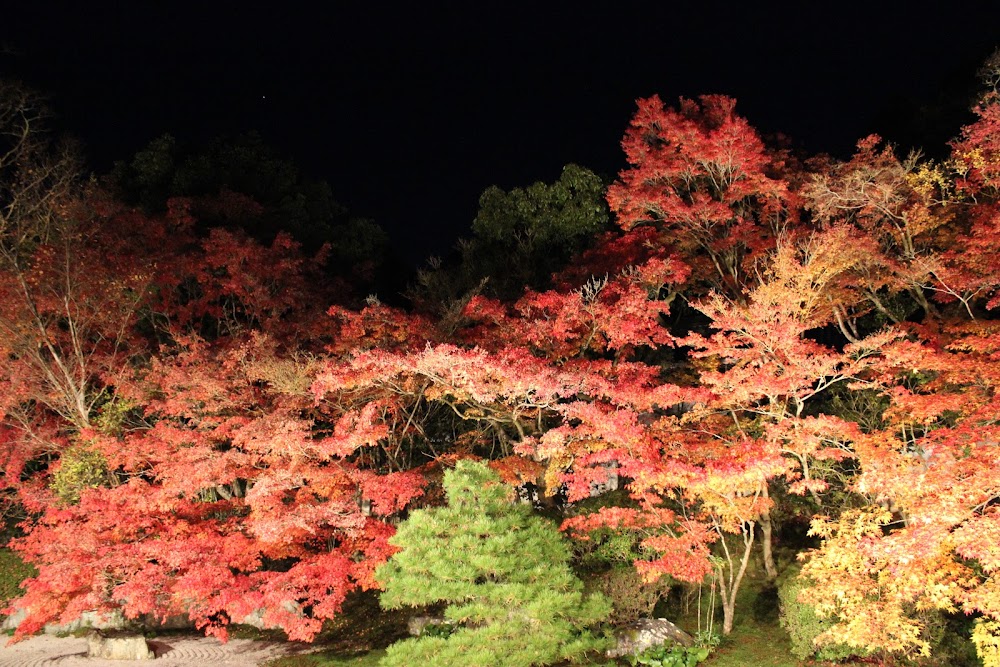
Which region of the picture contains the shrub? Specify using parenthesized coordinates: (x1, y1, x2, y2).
(567, 489, 649, 573)
(777, 565, 859, 662)
(50, 445, 110, 504)
(921, 610, 981, 667)
(595, 566, 671, 626)
(627, 643, 710, 667)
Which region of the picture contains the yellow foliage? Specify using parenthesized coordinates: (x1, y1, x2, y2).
(960, 148, 989, 171)
(800, 509, 940, 657)
(93, 396, 137, 436)
(50, 445, 110, 504)
(246, 354, 319, 396)
(905, 162, 950, 201)
(973, 619, 1000, 667)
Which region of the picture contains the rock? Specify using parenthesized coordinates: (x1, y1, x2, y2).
(0, 608, 26, 631)
(43, 609, 126, 635)
(239, 608, 268, 630)
(606, 618, 694, 658)
(588, 462, 619, 497)
(6, 606, 191, 634)
(0, 607, 126, 634)
(407, 615, 448, 636)
(86, 630, 155, 660)
(239, 600, 303, 630)
(139, 612, 193, 630)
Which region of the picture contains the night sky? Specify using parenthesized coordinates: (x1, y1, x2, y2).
(3, 2, 1000, 265)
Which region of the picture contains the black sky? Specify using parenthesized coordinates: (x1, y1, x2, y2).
(2, 2, 1000, 264)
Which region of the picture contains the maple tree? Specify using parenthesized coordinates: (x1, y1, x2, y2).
(797, 319, 1000, 659)
(549, 90, 1000, 652)
(2, 64, 1000, 667)
(606, 94, 793, 298)
(790, 94, 1000, 662)
(0, 83, 123, 433)
(556, 229, 892, 635)
(0, 82, 411, 640)
(0, 190, 439, 641)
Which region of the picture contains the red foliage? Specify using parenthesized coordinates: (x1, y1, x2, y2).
(607, 94, 793, 297)
(5, 94, 1000, 662)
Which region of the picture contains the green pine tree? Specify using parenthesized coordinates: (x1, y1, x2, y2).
(377, 460, 610, 667)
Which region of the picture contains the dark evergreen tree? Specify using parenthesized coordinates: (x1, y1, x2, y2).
(409, 164, 611, 312)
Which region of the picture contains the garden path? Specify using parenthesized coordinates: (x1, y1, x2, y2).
(0, 634, 306, 666)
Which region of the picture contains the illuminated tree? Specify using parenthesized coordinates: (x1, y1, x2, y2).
(607, 94, 793, 298)
(377, 460, 609, 667)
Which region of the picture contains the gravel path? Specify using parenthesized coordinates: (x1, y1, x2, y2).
(0, 634, 308, 666)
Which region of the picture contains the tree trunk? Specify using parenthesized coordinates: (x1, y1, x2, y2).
(761, 506, 778, 580)
(722, 599, 735, 636)
(715, 523, 755, 636)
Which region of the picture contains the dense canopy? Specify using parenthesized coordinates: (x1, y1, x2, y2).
(2, 59, 1000, 666)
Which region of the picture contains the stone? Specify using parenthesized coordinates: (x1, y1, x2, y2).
(606, 618, 694, 658)
(0, 607, 126, 634)
(0, 608, 26, 631)
(139, 612, 193, 630)
(239, 600, 303, 630)
(239, 608, 268, 630)
(588, 462, 619, 497)
(407, 615, 449, 636)
(86, 630, 155, 660)
(5, 605, 189, 634)
(43, 609, 127, 635)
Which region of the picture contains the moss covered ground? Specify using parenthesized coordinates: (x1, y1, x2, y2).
(264, 563, 805, 667)
(0, 548, 35, 622)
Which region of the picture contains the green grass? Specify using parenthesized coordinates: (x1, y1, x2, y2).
(0, 548, 35, 606)
(267, 648, 386, 667)
(264, 562, 803, 667)
(702, 617, 800, 667)
(674, 558, 802, 667)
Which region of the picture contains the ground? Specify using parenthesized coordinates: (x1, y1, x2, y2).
(0, 634, 308, 667)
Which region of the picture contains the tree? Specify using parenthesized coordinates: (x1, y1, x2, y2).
(469, 163, 610, 295)
(802, 135, 953, 328)
(0, 191, 426, 641)
(410, 164, 610, 309)
(0, 81, 114, 432)
(376, 460, 609, 667)
(0, 130, 393, 641)
(7, 61, 1000, 667)
(607, 95, 793, 298)
(796, 316, 1000, 660)
(110, 132, 394, 299)
(793, 90, 1000, 664)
